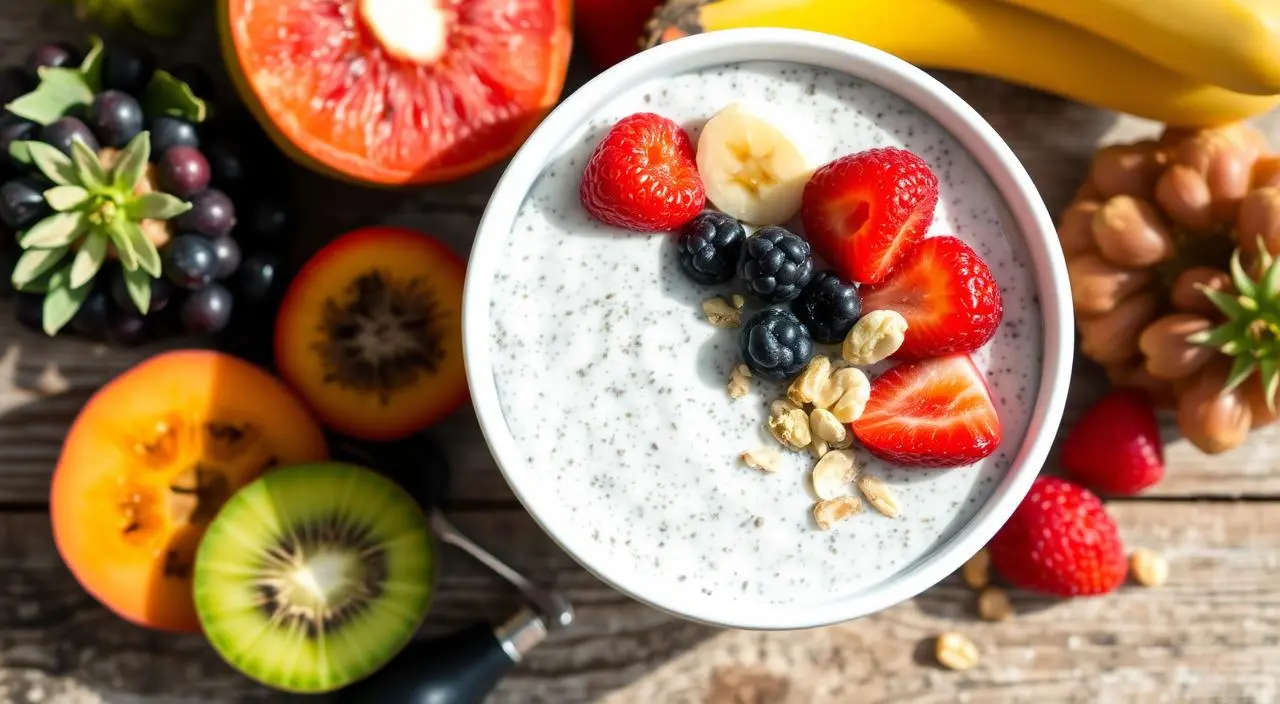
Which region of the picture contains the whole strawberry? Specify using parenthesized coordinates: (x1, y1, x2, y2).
(1061, 388, 1165, 495)
(989, 476, 1128, 597)
(580, 112, 706, 232)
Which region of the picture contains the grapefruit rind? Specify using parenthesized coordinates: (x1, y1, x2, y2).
(217, 0, 574, 186)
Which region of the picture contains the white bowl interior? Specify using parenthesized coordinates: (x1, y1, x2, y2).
(462, 29, 1073, 629)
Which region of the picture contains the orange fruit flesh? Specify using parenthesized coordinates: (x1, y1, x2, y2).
(223, 0, 573, 185)
(275, 227, 469, 441)
(49, 351, 329, 632)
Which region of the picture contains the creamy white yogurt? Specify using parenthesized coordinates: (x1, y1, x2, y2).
(486, 61, 1042, 611)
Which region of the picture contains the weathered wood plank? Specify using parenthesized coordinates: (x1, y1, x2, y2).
(0, 503, 1275, 703)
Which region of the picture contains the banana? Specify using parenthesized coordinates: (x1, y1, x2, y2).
(647, 0, 1280, 127)
(990, 0, 1280, 96)
(696, 101, 817, 225)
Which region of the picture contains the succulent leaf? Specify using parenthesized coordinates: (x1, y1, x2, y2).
(5, 68, 93, 125)
(70, 138, 108, 191)
(111, 132, 151, 191)
(122, 266, 152, 315)
(70, 232, 109, 288)
(11, 246, 69, 288)
(41, 266, 90, 336)
(44, 185, 90, 211)
(19, 211, 87, 249)
(1190, 244, 1280, 400)
(28, 142, 77, 186)
(129, 192, 190, 220)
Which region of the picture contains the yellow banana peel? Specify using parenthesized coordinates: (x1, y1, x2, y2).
(647, 0, 1280, 127)
(992, 0, 1280, 96)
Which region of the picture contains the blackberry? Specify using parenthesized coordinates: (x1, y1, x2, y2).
(677, 211, 745, 285)
(740, 308, 814, 380)
(737, 226, 813, 303)
(792, 271, 862, 345)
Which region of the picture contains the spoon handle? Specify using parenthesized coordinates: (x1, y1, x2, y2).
(334, 607, 547, 704)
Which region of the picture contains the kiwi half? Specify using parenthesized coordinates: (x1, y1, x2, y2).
(193, 462, 435, 693)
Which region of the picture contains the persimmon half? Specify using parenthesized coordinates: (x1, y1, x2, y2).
(50, 350, 329, 632)
(275, 226, 468, 441)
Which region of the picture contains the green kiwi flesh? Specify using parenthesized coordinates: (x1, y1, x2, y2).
(193, 462, 435, 693)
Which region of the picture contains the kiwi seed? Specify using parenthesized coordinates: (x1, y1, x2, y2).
(314, 269, 446, 404)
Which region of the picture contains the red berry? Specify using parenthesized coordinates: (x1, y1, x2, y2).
(579, 112, 706, 232)
(800, 147, 939, 285)
(851, 354, 1002, 468)
(1061, 388, 1164, 495)
(989, 476, 1128, 597)
(861, 236, 1004, 360)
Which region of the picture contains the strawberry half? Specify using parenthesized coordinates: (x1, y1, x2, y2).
(852, 354, 1003, 468)
(800, 147, 939, 285)
(1060, 388, 1165, 495)
(861, 236, 1004, 361)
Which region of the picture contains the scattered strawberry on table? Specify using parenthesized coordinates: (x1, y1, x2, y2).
(988, 476, 1129, 597)
(577, 103, 1008, 529)
(1061, 388, 1166, 496)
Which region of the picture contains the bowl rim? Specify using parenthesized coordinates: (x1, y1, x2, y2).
(461, 27, 1074, 630)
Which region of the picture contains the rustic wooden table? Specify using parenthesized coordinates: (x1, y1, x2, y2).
(1, 6, 1278, 704)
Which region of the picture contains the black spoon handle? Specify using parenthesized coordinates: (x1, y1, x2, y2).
(334, 608, 548, 704)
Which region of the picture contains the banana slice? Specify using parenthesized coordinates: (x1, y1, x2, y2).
(696, 101, 817, 226)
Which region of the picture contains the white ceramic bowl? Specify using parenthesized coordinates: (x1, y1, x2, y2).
(462, 28, 1073, 630)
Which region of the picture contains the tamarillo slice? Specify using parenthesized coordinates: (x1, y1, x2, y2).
(274, 226, 468, 441)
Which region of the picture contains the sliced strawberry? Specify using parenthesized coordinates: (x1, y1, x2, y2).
(800, 147, 939, 285)
(860, 236, 1004, 361)
(851, 354, 1003, 468)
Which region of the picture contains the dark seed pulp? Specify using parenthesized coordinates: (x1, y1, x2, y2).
(313, 269, 447, 405)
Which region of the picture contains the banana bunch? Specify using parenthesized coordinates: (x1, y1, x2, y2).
(645, 0, 1280, 127)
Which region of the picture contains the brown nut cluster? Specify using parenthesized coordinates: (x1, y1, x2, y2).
(1063, 123, 1280, 454)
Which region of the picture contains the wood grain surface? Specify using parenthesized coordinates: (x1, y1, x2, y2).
(0, 3, 1277, 703)
(0, 503, 1275, 703)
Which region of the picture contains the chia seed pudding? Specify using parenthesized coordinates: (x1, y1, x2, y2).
(486, 61, 1042, 611)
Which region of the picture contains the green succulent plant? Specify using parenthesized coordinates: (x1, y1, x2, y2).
(2, 34, 210, 337)
(9, 132, 191, 335)
(1188, 240, 1280, 413)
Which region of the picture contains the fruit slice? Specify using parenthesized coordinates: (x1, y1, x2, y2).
(49, 350, 329, 632)
(696, 101, 816, 226)
(801, 147, 940, 285)
(275, 226, 467, 441)
(851, 353, 1002, 468)
(860, 235, 1004, 360)
(219, 0, 572, 185)
(194, 462, 435, 694)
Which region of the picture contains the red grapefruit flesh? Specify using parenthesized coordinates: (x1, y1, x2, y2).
(220, 0, 573, 185)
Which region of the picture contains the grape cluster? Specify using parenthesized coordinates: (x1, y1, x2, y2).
(0, 41, 294, 347)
